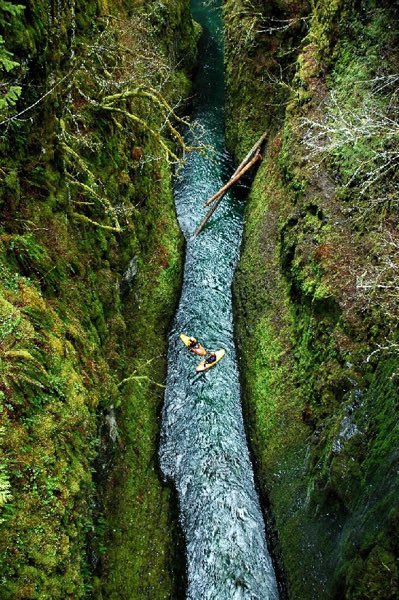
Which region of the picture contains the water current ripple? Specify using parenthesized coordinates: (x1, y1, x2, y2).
(159, 1, 279, 597)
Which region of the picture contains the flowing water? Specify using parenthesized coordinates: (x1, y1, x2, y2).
(159, 1, 279, 598)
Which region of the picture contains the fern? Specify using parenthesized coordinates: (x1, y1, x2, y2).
(0, 39, 19, 72)
(5, 372, 45, 390)
(0, 3, 24, 116)
(0, 2, 24, 21)
(0, 310, 48, 391)
(0, 469, 11, 505)
(0, 427, 11, 521)
(4, 348, 46, 368)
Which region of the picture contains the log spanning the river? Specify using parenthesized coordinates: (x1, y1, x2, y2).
(194, 131, 267, 237)
(203, 151, 262, 208)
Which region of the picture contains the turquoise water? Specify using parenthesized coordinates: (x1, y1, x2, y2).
(159, 1, 279, 597)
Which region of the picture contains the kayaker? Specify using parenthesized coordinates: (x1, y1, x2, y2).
(205, 352, 217, 365)
(189, 337, 200, 351)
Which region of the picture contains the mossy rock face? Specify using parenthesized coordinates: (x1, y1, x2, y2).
(226, 0, 399, 598)
(0, 0, 197, 597)
(343, 545, 398, 600)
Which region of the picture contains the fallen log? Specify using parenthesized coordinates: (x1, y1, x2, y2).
(202, 150, 262, 209)
(203, 130, 268, 208)
(194, 150, 262, 237)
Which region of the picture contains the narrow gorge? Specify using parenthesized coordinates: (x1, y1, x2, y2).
(0, 0, 398, 599)
(159, 0, 277, 597)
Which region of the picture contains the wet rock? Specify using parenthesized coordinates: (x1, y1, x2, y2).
(121, 256, 138, 293)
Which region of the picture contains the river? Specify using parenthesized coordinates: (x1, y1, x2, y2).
(159, 0, 279, 597)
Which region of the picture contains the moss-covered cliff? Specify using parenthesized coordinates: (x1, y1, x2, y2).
(225, 0, 399, 598)
(0, 1, 197, 597)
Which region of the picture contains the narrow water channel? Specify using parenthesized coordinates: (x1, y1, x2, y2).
(159, 0, 279, 597)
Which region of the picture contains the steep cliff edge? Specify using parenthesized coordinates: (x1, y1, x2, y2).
(0, 1, 197, 598)
(225, 1, 399, 598)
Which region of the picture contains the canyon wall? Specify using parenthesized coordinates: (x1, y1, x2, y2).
(225, 1, 399, 597)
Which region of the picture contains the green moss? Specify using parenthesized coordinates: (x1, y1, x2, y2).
(224, 0, 310, 160)
(227, 0, 399, 597)
(0, 0, 197, 597)
(100, 139, 184, 600)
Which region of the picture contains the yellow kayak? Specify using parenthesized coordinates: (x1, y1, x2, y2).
(196, 349, 225, 372)
(180, 333, 207, 356)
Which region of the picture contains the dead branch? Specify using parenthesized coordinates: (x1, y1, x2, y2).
(203, 150, 262, 207)
(366, 341, 399, 363)
(100, 105, 179, 161)
(204, 131, 267, 207)
(71, 212, 122, 232)
(102, 86, 191, 127)
(301, 82, 399, 204)
(194, 150, 262, 237)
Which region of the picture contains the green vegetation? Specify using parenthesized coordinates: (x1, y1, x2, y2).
(100, 149, 185, 599)
(0, 0, 197, 597)
(226, 0, 399, 598)
(0, 2, 23, 115)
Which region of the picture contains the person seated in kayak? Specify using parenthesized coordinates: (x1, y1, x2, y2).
(205, 352, 217, 365)
(189, 337, 200, 351)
